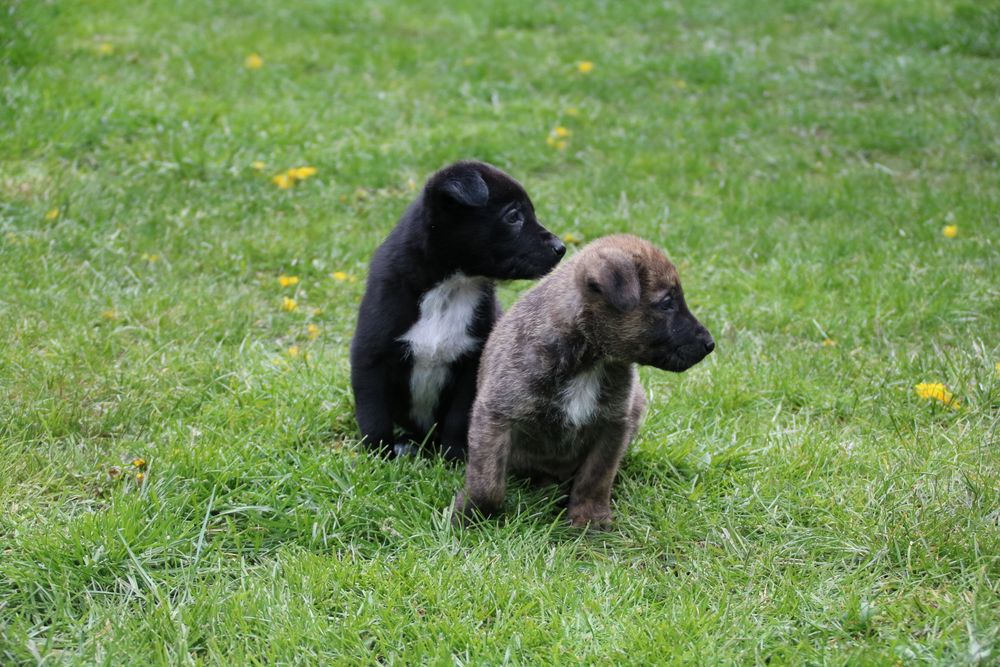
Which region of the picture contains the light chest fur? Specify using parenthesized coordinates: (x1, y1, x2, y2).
(559, 362, 605, 428)
(399, 273, 488, 430)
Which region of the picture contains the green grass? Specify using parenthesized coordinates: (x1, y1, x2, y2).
(2, 0, 999, 663)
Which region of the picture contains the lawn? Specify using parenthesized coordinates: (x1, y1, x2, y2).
(1, 0, 998, 663)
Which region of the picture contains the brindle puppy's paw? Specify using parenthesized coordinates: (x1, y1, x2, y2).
(567, 502, 613, 530)
(451, 489, 500, 528)
(450, 490, 477, 528)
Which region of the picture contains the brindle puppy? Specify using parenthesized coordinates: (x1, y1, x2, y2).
(453, 234, 714, 528)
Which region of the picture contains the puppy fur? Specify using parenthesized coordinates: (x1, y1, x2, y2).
(454, 234, 715, 527)
(350, 160, 565, 459)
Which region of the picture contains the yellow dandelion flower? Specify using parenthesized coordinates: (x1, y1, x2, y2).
(131, 457, 146, 468)
(331, 271, 350, 282)
(287, 345, 300, 358)
(251, 160, 266, 171)
(272, 173, 293, 189)
(289, 166, 317, 180)
(545, 135, 557, 147)
(245, 53, 264, 70)
(278, 274, 299, 287)
(995, 361, 1000, 375)
(914, 382, 960, 409)
(565, 107, 579, 117)
(97, 43, 115, 56)
(942, 225, 958, 239)
(281, 296, 298, 312)
(135, 472, 146, 484)
(822, 339, 837, 347)
(101, 309, 118, 321)
(45, 208, 60, 220)
(577, 60, 594, 74)
(562, 232, 583, 245)
(553, 126, 571, 138)
(141, 253, 159, 263)
(307, 323, 321, 340)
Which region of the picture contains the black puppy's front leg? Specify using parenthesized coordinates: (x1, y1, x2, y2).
(436, 358, 479, 462)
(350, 362, 395, 456)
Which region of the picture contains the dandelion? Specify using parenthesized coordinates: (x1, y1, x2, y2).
(135, 472, 146, 484)
(915, 382, 960, 409)
(553, 126, 571, 138)
(822, 339, 837, 347)
(288, 166, 317, 180)
(563, 232, 583, 245)
(141, 253, 159, 263)
(577, 60, 594, 74)
(278, 274, 299, 287)
(101, 309, 118, 321)
(97, 43, 115, 56)
(45, 208, 60, 220)
(287, 345, 301, 358)
(565, 107, 579, 117)
(245, 53, 264, 70)
(281, 296, 298, 312)
(131, 457, 146, 468)
(272, 167, 317, 189)
(995, 361, 1000, 375)
(251, 160, 266, 171)
(942, 225, 958, 239)
(307, 323, 321, 340)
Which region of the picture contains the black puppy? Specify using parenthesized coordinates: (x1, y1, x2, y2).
(350, 160, 565, 459)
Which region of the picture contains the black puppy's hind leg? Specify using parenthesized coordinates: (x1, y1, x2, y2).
(350, 362, 395, 457)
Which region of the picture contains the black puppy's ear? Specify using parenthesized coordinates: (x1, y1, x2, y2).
(438, 170, 489, 208)
(582, 248, 641, 312)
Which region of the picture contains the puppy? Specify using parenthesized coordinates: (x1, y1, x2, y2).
(453, 234, 714, 527)
(350, 160, 565, 459)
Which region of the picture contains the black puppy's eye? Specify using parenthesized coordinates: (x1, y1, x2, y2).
(657, 295, 675, 311)
(503, 209, 524, 225)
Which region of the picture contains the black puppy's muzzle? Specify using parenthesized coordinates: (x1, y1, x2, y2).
(549, 238, 566, 258)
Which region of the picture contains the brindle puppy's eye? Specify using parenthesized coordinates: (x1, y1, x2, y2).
(657, 295, 675, 311)
(503, 208, 524, 225)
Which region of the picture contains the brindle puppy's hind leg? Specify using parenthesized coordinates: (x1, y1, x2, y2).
(452, 404, 511, 526)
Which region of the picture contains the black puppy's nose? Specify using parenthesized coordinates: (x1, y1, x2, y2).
(704, 338, 715, 354)
(551, 239, 566, 257)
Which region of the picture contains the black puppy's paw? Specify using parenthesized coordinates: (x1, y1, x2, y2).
(392, 442, 420, 458)
(438, 444, 467, 464)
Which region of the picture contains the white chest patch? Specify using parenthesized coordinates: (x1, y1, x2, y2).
(399, 272, 487, 430)
(559, 363, 605, 428)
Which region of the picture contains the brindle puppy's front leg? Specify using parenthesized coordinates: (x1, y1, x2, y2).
(452, 403, 511, 526)
(566, 418, 635, 529)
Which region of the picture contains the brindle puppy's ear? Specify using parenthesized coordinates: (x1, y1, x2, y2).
(437, 168, 489, 208)
(582, 248, 641, 312)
